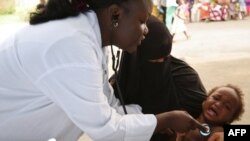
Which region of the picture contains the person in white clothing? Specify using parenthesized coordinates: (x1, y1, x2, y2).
(0, 0, 206, 141)
(172, 0, 191, 40)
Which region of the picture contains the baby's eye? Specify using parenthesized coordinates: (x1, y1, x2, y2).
(212, 95, 219, 100)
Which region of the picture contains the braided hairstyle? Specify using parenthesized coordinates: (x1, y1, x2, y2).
(30, 0, 127, 24)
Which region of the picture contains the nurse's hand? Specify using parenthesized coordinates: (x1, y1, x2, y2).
(155, 110, 207, 134)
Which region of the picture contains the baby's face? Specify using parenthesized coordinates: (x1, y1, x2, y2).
(202, 87, 240, 125)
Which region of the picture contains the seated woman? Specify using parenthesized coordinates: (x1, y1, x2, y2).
(111, 15, 207, 141)
(199, 0, 211, 21)
(176, 84, 245, 141)
(209, 1, 228, 21)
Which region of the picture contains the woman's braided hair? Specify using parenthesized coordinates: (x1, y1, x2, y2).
(30, 0, 127, 24)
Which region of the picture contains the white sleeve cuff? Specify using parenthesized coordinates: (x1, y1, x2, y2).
(123, 114, 157, 141)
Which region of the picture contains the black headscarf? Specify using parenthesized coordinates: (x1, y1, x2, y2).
(113, 16, 207, 141)
(112, 16, 174, 115)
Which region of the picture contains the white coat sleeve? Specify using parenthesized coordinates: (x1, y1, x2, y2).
(33, 35, 157, 141)
(35, 65, 156, 141)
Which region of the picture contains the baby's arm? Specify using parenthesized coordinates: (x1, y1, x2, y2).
(208, 132, 224, 141)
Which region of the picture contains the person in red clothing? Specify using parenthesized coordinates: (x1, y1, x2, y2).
(199, 0, 211, 21)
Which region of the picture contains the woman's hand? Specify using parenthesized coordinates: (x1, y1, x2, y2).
(155, 110, 207, 134)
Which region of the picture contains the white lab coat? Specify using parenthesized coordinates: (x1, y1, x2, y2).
(0, 11, 156, 141)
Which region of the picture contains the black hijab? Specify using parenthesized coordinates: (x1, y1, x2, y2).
(114, 16, 207, 141)
(120, 16, 173, 112)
